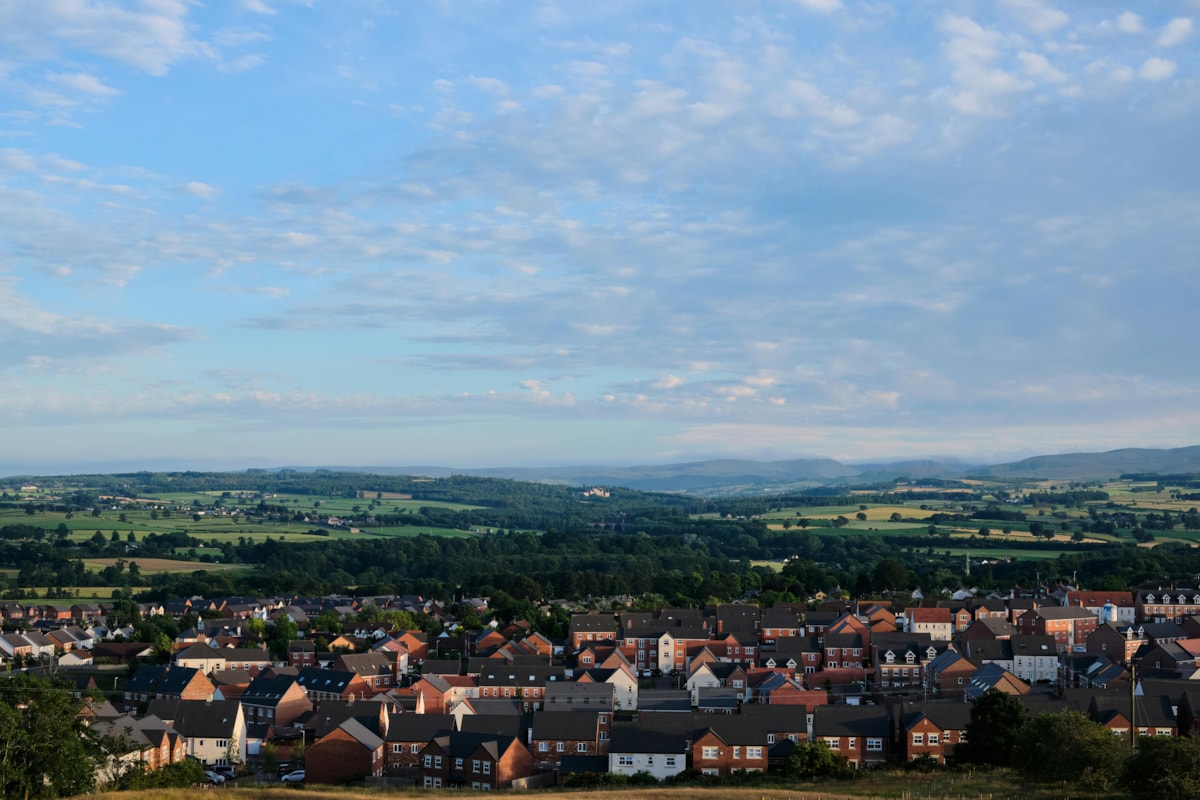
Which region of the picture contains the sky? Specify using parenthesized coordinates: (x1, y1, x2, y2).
(1, 0, 1199, 473)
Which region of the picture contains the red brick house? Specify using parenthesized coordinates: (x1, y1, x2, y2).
(691, 721, 769, 776)
(418, 732, 533, 790)
(812, 705, 890, 767)
(307, 718, 385, 784)
(896, 703, 970, 764)
(1016, 607, 1098, 651)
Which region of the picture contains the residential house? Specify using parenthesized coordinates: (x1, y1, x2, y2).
(1065, 591, 1136, 623)
(241, 673, 312, 727)
(418, 732, 533, 790)
(384, 713, 454, 774)
(812, 705, 890, 767)
(907, 608, 953, 641)
(307, 718, 386, 784)
(171, 699, 248, 766)
(295, 666, 373, 702)
(1016, 607, 1098, 652)
(608, 725, 688, 780)
(690, 717, 770, 776)
(895, 703, 971, 764)
(964, 662, 1030, 700)
(528, 711, 605, 770)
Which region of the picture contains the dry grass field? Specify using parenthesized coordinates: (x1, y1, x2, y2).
(84, 558, 240, 573)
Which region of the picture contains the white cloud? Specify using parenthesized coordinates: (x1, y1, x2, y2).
(221, 53, 267, 72)
(940, 15, 1033, 115)
(239, 0, 277, 15)
(1139, 57, 1177, 81)
(0, 0, 205, 76)
(468, 75, 510, 95)
(1000, 0, 1069, 36)
(1116, 12, 1143, 34)
(1018, 52, 1068, 83)
(183, 181, 219, 199)
(47, 72, 120, 97)
(1159, 18, 1195, 47)
(791, 0, 842, 13)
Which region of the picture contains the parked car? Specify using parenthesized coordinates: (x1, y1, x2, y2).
(204, 771, 225, 785)
(280, 770, 305, 783)
(276, 762, 293, 776)
(213, 764, 237, 778)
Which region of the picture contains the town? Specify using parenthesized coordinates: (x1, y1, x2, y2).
(2, 580, 1197, 791)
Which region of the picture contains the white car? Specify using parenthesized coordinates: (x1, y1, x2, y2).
(280, 769, 305, 783)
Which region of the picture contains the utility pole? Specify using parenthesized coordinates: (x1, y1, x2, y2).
(1129, 662, 1137, 749)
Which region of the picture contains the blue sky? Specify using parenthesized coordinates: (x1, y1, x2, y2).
(1, 0, 1198, 472)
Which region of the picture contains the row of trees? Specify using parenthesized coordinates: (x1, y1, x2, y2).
(960, 691, 1200, 798)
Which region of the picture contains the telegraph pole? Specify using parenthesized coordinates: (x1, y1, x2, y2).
(1129, 662, 1137, 749)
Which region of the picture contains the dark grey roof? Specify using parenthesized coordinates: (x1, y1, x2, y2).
(531, 711, 600, 740)
(172, 699, 243, 738)
(609, 724, 688, 754)
(812, 705, 890, 738)
(385, 712, 453, 743)
(459, 713, 529, 740)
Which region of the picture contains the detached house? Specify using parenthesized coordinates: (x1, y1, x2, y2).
(608, 725, 688, 780)
(307, 718, 386, 784)
(812, 705, 890, 767)
(171, 699, 248, 766)
(418, 732, 533, 790)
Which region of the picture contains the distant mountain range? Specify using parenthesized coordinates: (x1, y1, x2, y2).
(311, 445, 1200, 495)
(7, 446, 1200, 496)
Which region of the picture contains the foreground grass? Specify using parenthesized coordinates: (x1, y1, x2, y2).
(75, 769, 1124, 800)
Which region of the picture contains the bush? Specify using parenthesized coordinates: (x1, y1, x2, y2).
(1123, 735, 1200, 800)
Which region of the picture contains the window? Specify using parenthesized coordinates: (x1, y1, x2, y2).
(867, 739, 883, 751)
(455, 758, 463, 770)
(482, 761, 490, 774)
(577, 743, 588, 752)
(701, 746, 719, 759)
(912, 733, 924, 745)
(767, 734, 775, 744)
(472, 760, 480, 772)
(393, 744, 402, 754)
(434, 756, 442, 768)
(733, 747, 741, 759)
(423, 755, 432, 768)
(746, 747, 763, 759)
(825, 738, 839, 749)
(411, 744, 420, 754)
(848, 738, 856, 750)
(665, 756, 676, 767)
(557, 742, 565, 752)
(618, 755, 634, 766)
(538, 742, 548, 752)
(701, 768, 719, 776)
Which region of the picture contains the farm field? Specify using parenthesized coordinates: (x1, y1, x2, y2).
(84, 558, 241, 574)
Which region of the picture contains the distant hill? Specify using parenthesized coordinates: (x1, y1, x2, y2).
(243, 445, 1200, 495)
(975, 445, 1200, 480)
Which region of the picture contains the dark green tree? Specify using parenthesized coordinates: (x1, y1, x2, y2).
(1124, 735, 1200, 800)
(1014, 710, 1124, 789)
(785, 740, 851, 779)
(0, 675, 105, 798)
(957, 690, 1028, 767)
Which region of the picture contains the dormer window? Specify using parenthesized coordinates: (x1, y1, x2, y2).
(905, 652, 916, 664)
(1147, 594, 1156, 603)
(1179, 595, 1187, 604)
